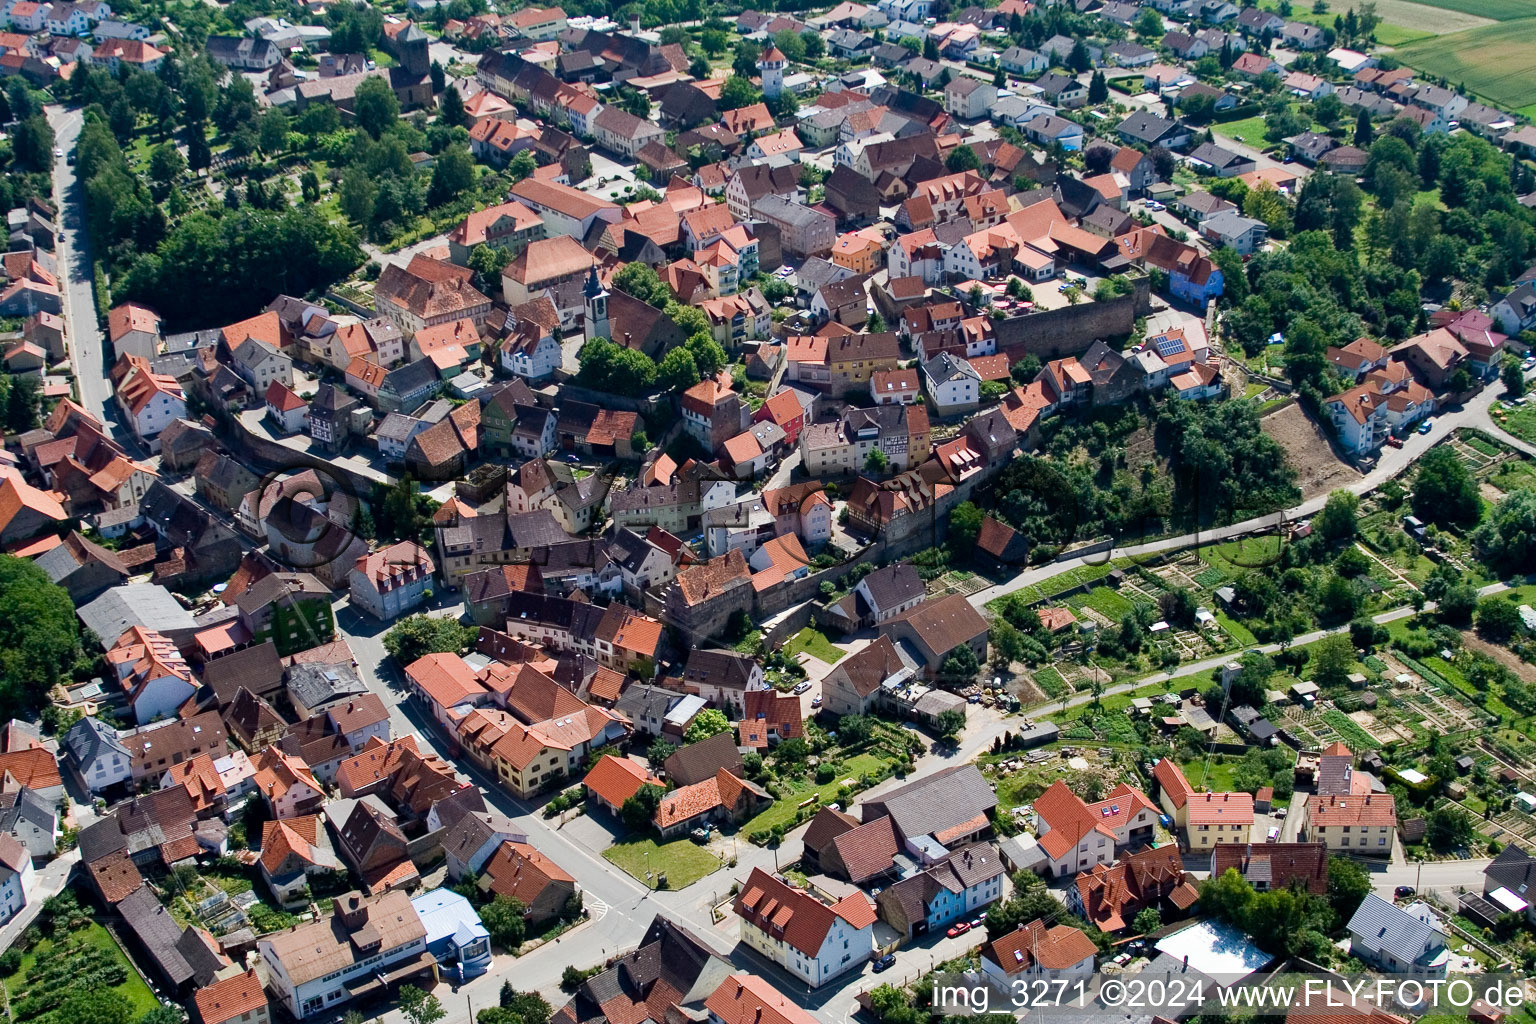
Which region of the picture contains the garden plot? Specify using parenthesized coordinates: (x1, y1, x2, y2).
(1345, 708, 1414, 744)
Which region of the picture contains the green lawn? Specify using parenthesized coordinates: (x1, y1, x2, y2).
(740, 752, 887, 834)
(1181, 757, 1238, 792)
(782, 627, 843, 664)
(1070, 586, 1139, 620)
(604, 837, 721, 890)
(1217, 611, 1258, 647)
(1372, 22, 1435, 44)
(1211, 115, 1270, 147)
(1205, 535, 1284, 571)
(2, 921, 161, 1020)
(1393, 19, 1536, 109)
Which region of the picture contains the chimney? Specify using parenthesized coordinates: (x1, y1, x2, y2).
(630, 12, 640, 32)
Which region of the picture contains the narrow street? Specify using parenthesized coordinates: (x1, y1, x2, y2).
(47, 105, 118, 431)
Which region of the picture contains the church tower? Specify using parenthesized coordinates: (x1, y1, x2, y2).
(584, 265, 610, 342)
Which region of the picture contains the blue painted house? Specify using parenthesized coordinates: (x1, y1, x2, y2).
(412, 889, 493, 979)
(874, 842, 1007, 940)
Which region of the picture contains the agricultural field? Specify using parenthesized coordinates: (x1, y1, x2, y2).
(1380, 0, 1536, 20)
(1393, 20, 1536, 110)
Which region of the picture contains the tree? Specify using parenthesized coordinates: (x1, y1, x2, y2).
(1132, 907, 1162, 935)
(1505, 360, 1526, 399)
(1088, 70, 1107, 104)
(1472, 489, 1536, 572)
(257, 107, 289, 154)
(838, 714, 874, 744)
(147, 142, 185, 188)
(1413, 446, 1481, 527)
(1134, 6, 1164, 39)
(1311, 634, 1355, 689)
(684, 332, 727, 377)
(399, 987, 446, 1024)
(0, 556, 80, 719)
(480, 895, 528, 948)
(865, 448, 890, 473)
(950, 501, 984, 549)
(923, 35, 939, 60)
(657, 347, 701, 392)
(1316, 489, 1359, 543)
(430, 60, 446, 94)
(1438, 582, 1479, 625)
(1476, 596, 1522, 643)
(354, 76, 400, 138)
(508, 149, 537, 182)
(575, 338, 658, 396)
(621, 783, 665, 831)
(1426, 804, 1474, 850)
(802, 30, 825, 59)
(935, 708, 965, 739)
(612, 261, 670, 305)
(186, 124, 211, 171)
(12, 114, 52, 173)
(1327, 855, 1372, 920)
(1353, 108, 1374, 149)
(440, 85, 468, 128)
(53, 991, 133, 1024)
(383, 614, 475, 665)
(499, 988, 552, 1024)
(685, 708, 731, 743)
(428, 145, 476, 206)
(719, 75, 761, 110)
(945, 144, 980, 173)
(939, 644, 980, 684)
(646, 737, 675, 767)
(1068, 38, 1091, 73)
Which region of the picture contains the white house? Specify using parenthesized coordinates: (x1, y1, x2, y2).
(0, 835, 33, 925)
(922, 352, 982, 416)
(260, 892, 429, 1017)
(1033, 779, 1159, 877)
(349, 541, 435, 620)
(1346, 893, 1450, 977)
(108, 626, 196, 725)
(116, 366, 186, 446)
(734, 867, 875, 987)
(944, 77, 996, 120)
(500, 318, 562, 380)
(64, 716, 132, 793)
(980, 919, 1097, 988)
(265, 380, 309, 435)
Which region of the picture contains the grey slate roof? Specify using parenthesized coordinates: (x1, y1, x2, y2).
(862, 763, 997, 842)
(64, 715, 128, 768)
(1347, 892, 1446, 967)
(1485, 844, 1536, 894)
(78, 583, 197, 641)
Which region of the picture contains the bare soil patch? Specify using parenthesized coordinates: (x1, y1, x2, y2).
(1261, 402, 1362, 500)
(1462, 631, 1536, 683)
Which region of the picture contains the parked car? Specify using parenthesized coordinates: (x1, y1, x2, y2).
(1395, 885, 1415, 899)
(1145, 199, 1165, 211)
(1418, 418, 1435, 434)
(1387, 436, 1405, 448)
(872, 953, 897, 973)
(810, 695, 822, 708)
(793, 681, 812, 695)
(946, 921, 971, 938)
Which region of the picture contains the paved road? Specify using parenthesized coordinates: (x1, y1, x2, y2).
(47, 105, 117, 430)
(967, 382, 1511, 613)
(1372, 857, 1494, 903)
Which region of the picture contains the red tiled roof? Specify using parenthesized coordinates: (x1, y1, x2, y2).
(583, 754, 659, 808)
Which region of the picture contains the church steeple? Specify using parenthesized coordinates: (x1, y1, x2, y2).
(584, 265, 610, 342)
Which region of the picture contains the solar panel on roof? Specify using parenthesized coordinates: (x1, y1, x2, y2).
(1153, 334, 1186, 357)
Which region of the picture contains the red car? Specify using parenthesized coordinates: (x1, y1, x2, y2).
(946, 922, 971, 938)
(1387, 436, 1404, 448)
